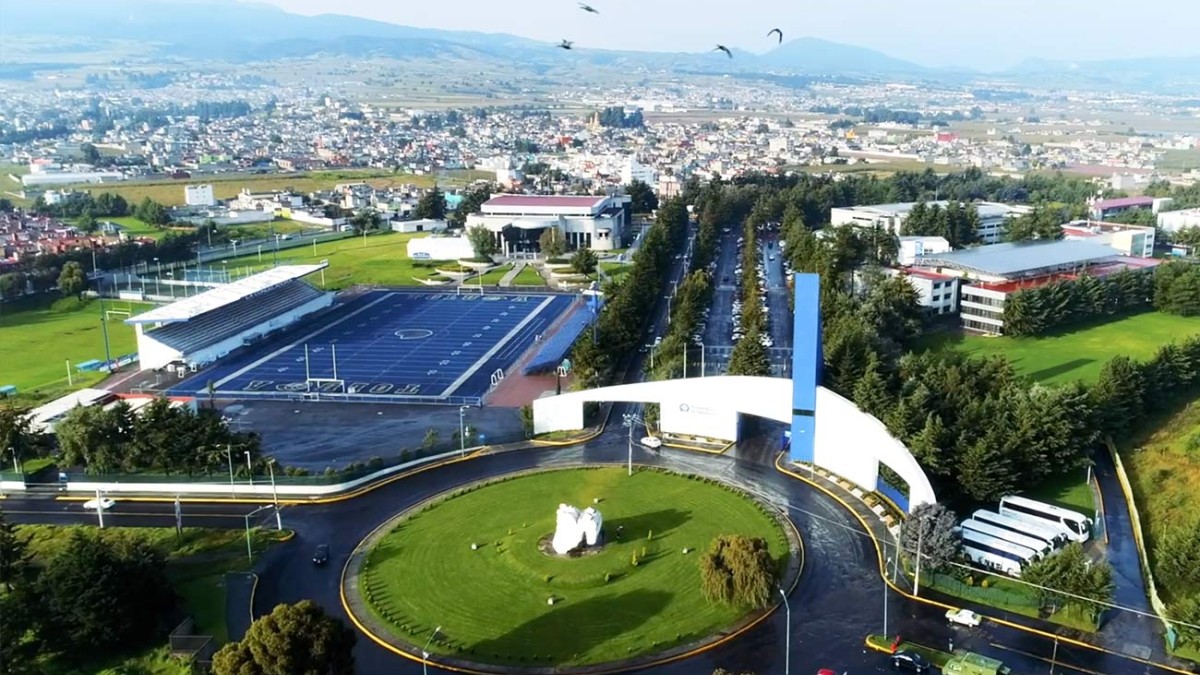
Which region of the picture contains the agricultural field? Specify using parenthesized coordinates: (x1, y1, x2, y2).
(0, 297, 150, 401)
(59, 170, 448, 207)
(923, 312, 1200, 385)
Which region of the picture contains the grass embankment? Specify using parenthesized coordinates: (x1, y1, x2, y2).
(476, 264, 513, 285)
(0, 297, 150, 401)
(19, 525, 290, 674)
(61, 170, 441, 207)
(923, 312, 1200, 385)
(361, 467, 788, 666)
(924, 571, 1098, 632)
(1023, 469, 1096, 515)
(599, 262, 631, 283)
(217, 231, 443, 289)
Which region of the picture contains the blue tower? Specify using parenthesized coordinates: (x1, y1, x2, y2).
(789, 273, 822, 463)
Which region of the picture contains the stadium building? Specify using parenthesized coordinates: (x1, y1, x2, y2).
(126, 264, 332, 372)
(465, 194, 631, 254)
(913, 240, 1161, 334)
(830, 201, 1030, 245)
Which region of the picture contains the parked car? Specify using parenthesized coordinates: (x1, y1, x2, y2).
(313, 544, 330, 566)
(82, 497, 115, 511)
(946, 607, 983, 627)
(892, 649, 932, 672)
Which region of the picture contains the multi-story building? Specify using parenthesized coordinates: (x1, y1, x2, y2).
(1158, 207, 1200, 233)
(893, 267, 960, 316)
(913, 240, 1161, 335)
(466, 194, 631, 254)
(1060, 220, 1155, 257)
(830, 201, 1029, 245)
(1089, 196, 1154, 221)
(898, 236, 952, 266)
(184, 184, 216, 207)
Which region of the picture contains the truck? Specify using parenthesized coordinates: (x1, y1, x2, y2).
(942, 651, 1012, 675)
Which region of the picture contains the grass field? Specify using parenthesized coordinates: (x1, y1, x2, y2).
(476, 263, 514, 285)
(1122, 398, 1200, 605)
(926, 570, 1098, 632)
(0, 297, 150, 400)
(63, 170, 445, 207)
(923, 312, 1200, 385)
(361, 467, 788, 666)
(19, 525, 290, 674)
(512, 265, 546, 286)
(1023, 469, 1096, 515)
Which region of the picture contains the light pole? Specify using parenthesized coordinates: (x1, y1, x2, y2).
(422, 625, 442, 675)
(778, 587, 791, 675)
(267, 459, 282, 531)
(458, 405, 469, 457)
(225, 445, 236, 497)
(153, 257, 160, 296)
(244, 450, 254, 488)
(883, 557, 892, 639)
(94, 488, 105, 529)
(243, 505, 272, 563)
(622, 414, 636, 476)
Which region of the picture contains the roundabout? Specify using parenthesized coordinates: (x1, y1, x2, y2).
(345, 466, 800, 671)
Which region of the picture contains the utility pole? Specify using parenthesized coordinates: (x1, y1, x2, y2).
(1050, 637, 1058, 674)
(779, 588, 791, 675)
(268, 459, 281, 530)
(244, 451, 254, 488)
(914, 526, 924, 597)
(226, 445, 236, 497)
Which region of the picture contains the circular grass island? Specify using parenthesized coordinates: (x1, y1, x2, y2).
(354, 467, 793, 669)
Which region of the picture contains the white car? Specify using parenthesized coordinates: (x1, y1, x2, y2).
(945, 608, 982, 627)
(641, 436, 663, 449)
(83, 497, 115, 511)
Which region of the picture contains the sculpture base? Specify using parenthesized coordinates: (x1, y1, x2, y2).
(538, 533, 606, 559)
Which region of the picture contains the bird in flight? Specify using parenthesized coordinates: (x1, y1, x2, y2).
(768, 28, 783, 44)
(559, 40, 574, 50)
(578, 2, 599, 13)
(714, 45, 733, 58)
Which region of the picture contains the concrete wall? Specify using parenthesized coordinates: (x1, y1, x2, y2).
(659, 399, 740, 441)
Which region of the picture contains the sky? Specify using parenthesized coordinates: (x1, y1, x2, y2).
(255, 0, 1199, 71)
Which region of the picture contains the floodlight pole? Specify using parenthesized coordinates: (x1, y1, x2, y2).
(459, 406, 468, 457)
(98, 294, 113, 372)
(226, 445, 236, 497)
(268, 459, 282, 530)
(244, 451, 254, 488)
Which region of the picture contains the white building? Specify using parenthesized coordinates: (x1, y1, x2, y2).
(465, 194, 631, 254)
(893, 268, 959, 316)
(1060, 220, 1155, 258)
(898, 236, 952, 266)
(184, 184, 216, 207)
(21, 171, 125, 187)
(620, 158, 656, 186)
(1158, 208, 1200, 233)
(390, 218, 447, 234)
(831, 201, 1031, 246)
(406, 233, 476, 261)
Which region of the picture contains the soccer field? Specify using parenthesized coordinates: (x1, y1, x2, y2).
(0, 298, 148, 399)
(172, 291, 574, 402)
(925, 312, 1200, 385)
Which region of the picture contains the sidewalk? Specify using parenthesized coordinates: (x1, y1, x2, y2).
(498, 263, 524, 287)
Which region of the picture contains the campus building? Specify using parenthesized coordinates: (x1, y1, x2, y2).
(1060, 220, 1155, 257)
(830, 201, 1030, 245)
(465, 194, 631, 254)
(913, 240, 1161, 335)
(184, 184, 216, 207)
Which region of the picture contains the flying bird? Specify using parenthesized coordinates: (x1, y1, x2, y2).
(768, 28, 783, 44)
(559, 40, 574, 50)
(578, 2, 599, 13)
(714, 44, 733, 58)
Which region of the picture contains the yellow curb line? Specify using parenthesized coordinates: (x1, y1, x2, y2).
(530, 426, 605, 447)
(339, 465, 803, 675)
(661, 439, 727, 454)
(772, 455, 1195, 675)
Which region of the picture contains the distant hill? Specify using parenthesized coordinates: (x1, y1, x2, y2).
(759, 38, 929, 75)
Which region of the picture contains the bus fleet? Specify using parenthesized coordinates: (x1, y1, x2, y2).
(956, 496, 1092, 578)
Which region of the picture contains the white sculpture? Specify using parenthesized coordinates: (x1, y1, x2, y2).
(551, 503, 604, 554)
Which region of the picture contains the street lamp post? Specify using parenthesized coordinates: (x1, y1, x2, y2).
(225, 445, 236, 497)
(422, 625, 442, 675)
(267, 459, 281, 531)
(884, 557, 892, 639)
(622, 414, 637, 476)
(458, 406, 468, 458)
(778, 588, 791, 675)
(242, 505, 272, 563)
(244, 451, 254, 488)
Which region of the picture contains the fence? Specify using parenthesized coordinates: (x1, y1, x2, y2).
(169, 618, 215, 669)
(928, 572, 1041, 613)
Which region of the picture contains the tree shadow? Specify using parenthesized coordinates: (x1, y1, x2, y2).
(468, 589, 673, 664)
(1027, 358, 1094, 383)
(604, 508, 691, 542)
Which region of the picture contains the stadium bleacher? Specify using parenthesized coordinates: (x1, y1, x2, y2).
(147, 281, 323, 354)
(523, 301, 600, 375)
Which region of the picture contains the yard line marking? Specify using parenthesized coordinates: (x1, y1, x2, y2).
(440, 294, 556, 397)
(213, 292, 398, 389)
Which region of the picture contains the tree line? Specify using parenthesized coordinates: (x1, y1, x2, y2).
(1002, 268, 1156, 337)
(899, 200, 981, 248)
(570, 197, 689, 388)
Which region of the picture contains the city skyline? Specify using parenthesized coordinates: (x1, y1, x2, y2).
(257, 0, 1200, 71)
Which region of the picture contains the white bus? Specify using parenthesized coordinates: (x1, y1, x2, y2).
(960, 519, 1053, 559)
(973, 509, 1068, 548)
(958, 528, 1039, 577)
(961, 544, 1024, 578)
(999, 495, 1092, 543)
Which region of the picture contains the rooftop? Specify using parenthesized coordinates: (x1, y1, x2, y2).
(914, 240, 1120, 278)
(1094, 196, 1154, 210)
(483, 195, 607, 209)
(126, 264, 327, 325)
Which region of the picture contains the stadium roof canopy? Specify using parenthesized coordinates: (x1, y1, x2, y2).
(126, 263, 327, 325)
(914, 240, 1118, 278)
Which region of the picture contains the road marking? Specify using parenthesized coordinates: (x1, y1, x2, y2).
(988, 643, 1105, 675)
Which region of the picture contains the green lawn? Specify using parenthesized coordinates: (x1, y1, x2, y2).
(217, 231, 448, 289)
(925, 571, 1098, 632)
(361, 467, 788, 666)
(0, 297, 150, 399)
(512, 265, 546, 286)
(18, 525, 290, 673)
(476, 264, 514, 285)
(600, 262, 631, 283)
(1123, 398, 1200, 604)
(923, 312, 1200, 385)
(1022, 469, 1096, 515)
(99, 215, 176, 240)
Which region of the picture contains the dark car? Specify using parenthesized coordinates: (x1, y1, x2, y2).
(892, 649, 931, 672)
(312, 544, 329, 566)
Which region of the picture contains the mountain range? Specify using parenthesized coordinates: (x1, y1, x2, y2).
(3, 0, 1198, 88)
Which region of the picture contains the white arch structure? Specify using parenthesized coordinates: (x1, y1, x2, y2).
(532, 375, 935, 511)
